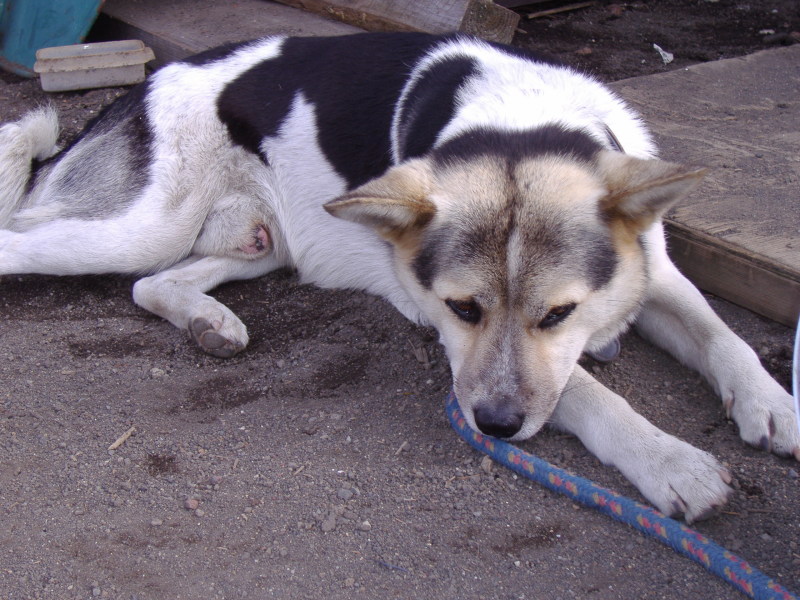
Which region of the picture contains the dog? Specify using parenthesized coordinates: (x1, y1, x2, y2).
(1, 33, 797, 522)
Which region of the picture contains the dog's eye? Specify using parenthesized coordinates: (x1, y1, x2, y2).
(445, 299, 482, 324)
(539, 303, 576, 329)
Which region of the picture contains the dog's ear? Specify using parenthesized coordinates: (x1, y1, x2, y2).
(324, 159, 436, 239)
(597, 151, 706, 232)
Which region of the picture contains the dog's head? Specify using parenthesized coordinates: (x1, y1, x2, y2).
(326, 127, 704, 440)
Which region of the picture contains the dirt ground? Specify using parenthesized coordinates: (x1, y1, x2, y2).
(1, 2, 799, 599)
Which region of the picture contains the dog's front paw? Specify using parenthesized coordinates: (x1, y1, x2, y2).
(189, 310, 248, 358)
(724, 374, 800, 461)
(624, 436, 733, 523)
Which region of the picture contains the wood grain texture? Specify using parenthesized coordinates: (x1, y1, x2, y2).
(271, 0, 520, 42)
(612, 46, 800, 326)
(666, 221, 800, 327)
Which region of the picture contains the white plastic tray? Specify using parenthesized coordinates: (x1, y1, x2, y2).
(34, 40, 155, 92)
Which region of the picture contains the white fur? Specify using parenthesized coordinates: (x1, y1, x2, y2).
(0, 107, 60, 227)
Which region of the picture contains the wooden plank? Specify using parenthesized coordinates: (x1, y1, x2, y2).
(611, 45, 800, 326)
(96, 0, 360, 67)
(525, 1, 595, 19)
(495, 0, 551, 7)
(270, 0, 520, 43)
(666, 222, 800, 328)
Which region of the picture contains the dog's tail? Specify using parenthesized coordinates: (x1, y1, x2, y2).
(0, 107, 60, 228)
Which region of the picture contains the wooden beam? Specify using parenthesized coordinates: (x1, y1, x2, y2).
(665, 221, 800, 328)
(270, 0, 520, 43)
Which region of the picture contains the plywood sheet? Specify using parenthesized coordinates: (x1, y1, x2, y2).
(612, 46, 800, 326)
(99, 0, 360, 66)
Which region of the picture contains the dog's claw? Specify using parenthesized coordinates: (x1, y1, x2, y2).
(190, 317, 245, 358)
(723, 394, 735, 419)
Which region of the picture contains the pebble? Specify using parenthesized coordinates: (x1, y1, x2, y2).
(788, 468, 798, 479)
(480, 456, 493, 474)
(149, 367, 166, 378)
(184, 498, 200, 511)
(337, 488, 354, 501)
(150, 518, 163, 527)
(357, 520, 372, 532)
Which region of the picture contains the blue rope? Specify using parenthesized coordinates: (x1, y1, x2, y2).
(445, 391, 798, 600)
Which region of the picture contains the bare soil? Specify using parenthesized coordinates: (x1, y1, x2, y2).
(1, 2, 798, 599)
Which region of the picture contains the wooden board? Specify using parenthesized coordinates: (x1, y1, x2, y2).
(666, 222, 800, 327)
(270, 0, 519, 43)
(611, 46, 800, 327)
(96, 0, 360, 67)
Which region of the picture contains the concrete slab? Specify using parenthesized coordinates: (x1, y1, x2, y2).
(611, 46, 800, 326)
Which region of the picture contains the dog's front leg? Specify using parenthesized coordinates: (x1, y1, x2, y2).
(550, 366, 733, 522)
(635, 228, 800, 460)
(132, 254, 284, 357)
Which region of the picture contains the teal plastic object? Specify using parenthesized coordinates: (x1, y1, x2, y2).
(0, 0, 105, 77)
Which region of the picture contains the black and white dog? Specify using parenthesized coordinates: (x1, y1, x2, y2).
(1, 33, 796, 521)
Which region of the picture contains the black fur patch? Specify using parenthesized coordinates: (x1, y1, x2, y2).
(412, 227, 447, 289)
(432, 125, 603, 168)
(585, 228, 618, 289)
(179, 41, 251, 66)
(395, 56, 478, 161)
(217, 33, 447, 189)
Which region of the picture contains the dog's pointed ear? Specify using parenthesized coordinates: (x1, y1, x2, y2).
(324, 159, 436, 239)
(597, 151, 707, 232)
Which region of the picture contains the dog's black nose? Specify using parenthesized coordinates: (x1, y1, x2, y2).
(473, 405, 525, 438)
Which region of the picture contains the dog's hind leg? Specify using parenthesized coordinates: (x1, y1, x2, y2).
(132, 253, 285, 357)
(635, 225, 800, 461)
(0, 211, 197, 276)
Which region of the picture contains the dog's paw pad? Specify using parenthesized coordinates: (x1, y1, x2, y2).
(190, 317, 245, 358)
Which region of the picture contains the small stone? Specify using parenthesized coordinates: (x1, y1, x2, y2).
(788, 468, 798, 479)
(149, 368, 166, 378)
(150, 518, 163, 527)
(357, 520, 372, 532)
(479, 455, 493, 474)
(760, 532, 773, 542)
(184, 498, 200, 511)
(195, 509, 205, 517)
(337, 488, 354, 501)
